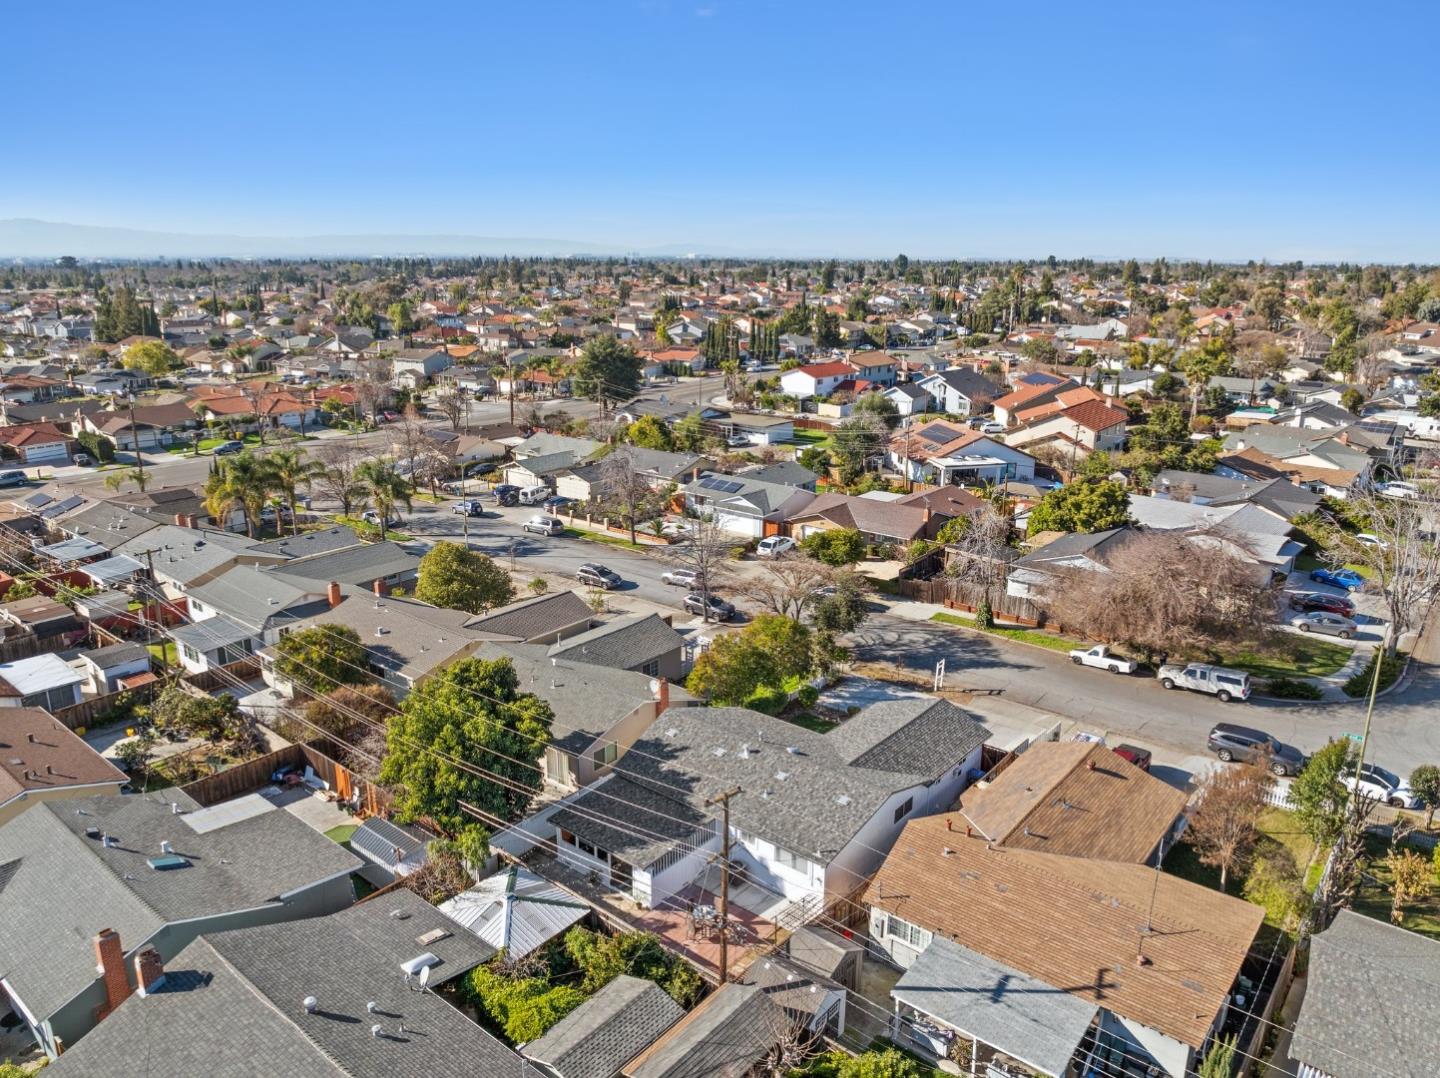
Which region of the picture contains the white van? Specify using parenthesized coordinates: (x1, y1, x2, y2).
(518, 484, 552, 506)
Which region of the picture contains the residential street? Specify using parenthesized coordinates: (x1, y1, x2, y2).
(848, 609, 1440, 779)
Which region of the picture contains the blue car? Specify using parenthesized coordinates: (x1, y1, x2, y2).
(1310, 567, 1364, 591)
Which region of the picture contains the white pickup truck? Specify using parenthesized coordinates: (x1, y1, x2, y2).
(1067, 645, 1137, 674)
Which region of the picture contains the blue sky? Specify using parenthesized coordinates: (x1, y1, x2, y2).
(6, 0, 1437, 261)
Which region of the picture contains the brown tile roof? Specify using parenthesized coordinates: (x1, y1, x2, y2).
(0, 707, 128, 807)
(866, 820, 1263, 1048)
(959, 741, 1187, 862)
(0, 423, 68, 447)
(1053, 399, 1129, 433)
(992, 380, 1064, 413)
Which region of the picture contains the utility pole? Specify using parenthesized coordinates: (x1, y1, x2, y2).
(706, 786, 742, 983)
(127, 393, 145, 485)
(508, 357, 516, 425)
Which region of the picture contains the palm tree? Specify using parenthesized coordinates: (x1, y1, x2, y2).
(260, 448, 323, 536)
(356, 459, 412, 541)
(205, 453, 272, 537)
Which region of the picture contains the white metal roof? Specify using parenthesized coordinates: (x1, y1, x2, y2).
(438, 866, 589, 959)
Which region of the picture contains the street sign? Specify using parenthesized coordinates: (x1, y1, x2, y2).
(1346, 733, 1363, 743)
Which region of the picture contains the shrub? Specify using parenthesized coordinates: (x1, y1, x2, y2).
(76, 429, 115, 463)
(975, 595, 994, 629)
(1343, 651, 1405, 698)
(746, 687, 787, 715)
(795, 684, 820, 708)
(1260, 676, 1324, 700)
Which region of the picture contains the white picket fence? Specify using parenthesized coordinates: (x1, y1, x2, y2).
(1264, 777, 1297, 809)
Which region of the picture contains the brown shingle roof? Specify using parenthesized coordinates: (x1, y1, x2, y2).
(866, 818, 1263, 1048)
(959, 741, 1187, 862)
(0, 707, 127, 806)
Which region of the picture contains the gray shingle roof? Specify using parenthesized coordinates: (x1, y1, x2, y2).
(627, 982, 783, 1078)
(549, 775, 717, 869)
(465, 590, 593, 642)
(0, 792, 360, 1023)
(187, 566, 327, 630)
(547, 614, 683, 673)
(1290, 909, 1440, 1078)
(829, 698, 988, 776)
(267, 540, 420, 587)
(169, 613, 258, 652)
(892, 935, 1098, 1077)
(523, 974, 684, 1077)
(47, 901, 521, 1078)
(250, 525, 365, 557)
(333, 888, 494, 984)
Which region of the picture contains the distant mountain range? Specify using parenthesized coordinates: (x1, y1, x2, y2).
(0, 218, 730, 260)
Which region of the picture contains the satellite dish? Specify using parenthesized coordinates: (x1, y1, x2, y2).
(648, 678, 661, 696)
(418, 965, 431, 989)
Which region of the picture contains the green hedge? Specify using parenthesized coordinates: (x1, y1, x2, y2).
(1259, 677, 1324, 700)
(1343, 651, 1405, 698)
(76, 430, 115, 463)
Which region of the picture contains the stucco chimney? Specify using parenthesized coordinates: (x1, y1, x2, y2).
(94, 928, 132, 1018)
(134, 948, 165, 997)
(327, 581, 342, 608)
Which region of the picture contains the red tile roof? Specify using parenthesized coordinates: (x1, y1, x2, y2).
(1057, 399, 1128, 433)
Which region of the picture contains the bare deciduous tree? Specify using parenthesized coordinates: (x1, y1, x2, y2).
(598, 448, 663, 544)
(1187, 757, 1270, 891)
(433, 384, 467, 432)
(313, 441, 367, 517)
(663, 517, 735, 620)
(1046, 529, 1276, 661)
(388, 403, 431, 478)
(1329, 482, 1440, 651)
(738, 555, 835, 620)
(942, 506, 1015, 605)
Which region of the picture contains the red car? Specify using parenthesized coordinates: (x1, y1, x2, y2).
(1290, 591, 1355, 617)
(1112, 744, 1152, 772)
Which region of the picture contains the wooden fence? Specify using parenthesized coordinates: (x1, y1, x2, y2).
(897, 575, 1057, 630)
(52, 679, 159, 732)
(1241, 944, 1296, 1071)
(178, 740, 392, 816)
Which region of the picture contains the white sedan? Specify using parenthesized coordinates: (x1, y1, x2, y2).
(1342, 763, 1421, 809)
(1376, 481, 1421, 501)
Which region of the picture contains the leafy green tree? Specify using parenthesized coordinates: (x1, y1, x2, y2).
(414, 541, 514, 614)
(1290, 739, 1355, 847)
(275, 624, 371, 692)
(571, 335, 640, 412)
(812, 573, 870, 634)
(1197, 1035, 1237, 1078)
(852, 392, 899, 428)
(800, 527, 866, 566)
(204, 452, 272, 537)
(1409, 764, 1440, 828)
(386, 299, 412, 337)
(563, 927, 702, 1006)
(746, 614, 813, 679)
(144, 683, 243, 743)
(1340, 387, 1366, 415)
(837, 1048, 925, 1078)
(625, 414, 673, 451)
(685, 631, 775, 705)
(122, 339, 180, 376)
(380, 657, 553, 834)
(1025, 479, 1131, 536)
(465, 965, 586, 1045)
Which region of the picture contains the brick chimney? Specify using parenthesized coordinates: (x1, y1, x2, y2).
(93, 928, 131, 1019)
(373, 578, 389, 597)
(173, 513, 186, 527)
(327, 580, 342, 608)
(134, 948, 165, 997)
(653, 677, 670, 714)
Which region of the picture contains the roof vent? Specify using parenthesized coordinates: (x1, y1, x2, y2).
(738, 743, 750, 759)
(834, 794, 851, 806)
(665, 728, 678, 738)
(712, 747, 726, 757)
(774, 770, 790, 781)
(303, 996, 319, 1014)
(159, 840, 173, 855)
(170, 802, 180, 814)
(84, 826, 100, 839)
(375, 627, 389, 637)
(366, 1001, 378, 1014)
(785, 746, 801, 755)
(371, 1024, 384, 1039)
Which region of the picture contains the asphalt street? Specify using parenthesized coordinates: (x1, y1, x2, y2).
(847, 612, 1440, 779)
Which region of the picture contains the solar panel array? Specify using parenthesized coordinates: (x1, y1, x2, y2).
(697, 476, 743, 494)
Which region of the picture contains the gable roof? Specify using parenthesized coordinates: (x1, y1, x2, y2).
(0, 707, 127, 808)
(46, 897, 518, 1078)
(790, 491, 930, 540)
(464, 589, 594, 642)
(959, 740, 1186, 861)
(547, 613, 684, 672)
(626, 981, 785, 1078)
(525, 974, 684, 1078)
(866, 820, 1264, 1048)
(1290, 909, 1440, 1078)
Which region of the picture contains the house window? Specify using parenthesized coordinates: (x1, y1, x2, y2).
(180, 643, 201, 663)
(21, 685, 78, 712)
(592, 741, 618, 768)
(894, 796, 914, 824)
(773, 845, 805, 871)
(640, 660, 660, 678)
(884, 914, 931, 950)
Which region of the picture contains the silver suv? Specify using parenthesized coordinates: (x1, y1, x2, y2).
(1157, 662, 1252, 702)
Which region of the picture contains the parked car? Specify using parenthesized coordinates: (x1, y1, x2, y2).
(661, 519, 697, 540)
(756, 535, 797, 558)
(492, 484, 520, 506)
(1111, 744, 1152, 772)
(213, 440, 245, 456)
(1067, 645, 1137, 674)
(522, 514, 564, 536)
(1288, 610, 1357, 639)
(452, 500, 485, 517)
(1310, 567, 1364, 591)
(379, 410, 401, 423)
(1376, 480, 1420, 500)
(72, 452, 94, 467)
(0, 470, 26, 488)
(1341, 763, 1420, 808)
(361, 509, 401, 527)
(725, 434, 751, 449)
(518, 484, 552, 506)
(576, 563, 623, 589)
(662, 568, 706, 589)
(684, 592, 735, 620)
(1158, 662, 1252, 702)
(1289, 591, 1355, 617)
(1207, 723, 1307, 776)
(979, 421, 1005, 435)
(1354, 532, 1386, 549)
(543, 495, 572, 512)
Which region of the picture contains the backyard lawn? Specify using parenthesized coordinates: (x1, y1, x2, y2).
(325, 824, 358, 844)
(1352, 832, 1440, 940)
(786, 429, 831, 448)
(1294, 551, 1373, 578)
(1225, 636, 1353, 679)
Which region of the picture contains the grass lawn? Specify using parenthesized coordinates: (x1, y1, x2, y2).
(1294, 551, 1373, 578)
(930, 612, 1084, 652)
(778, 711, 832, 733)
(786, 430, 831, 448)
(564, 527, 651, 550)
(332, 515, 415, 542)
(324, 824, 358, 844)
(1166, 807, 1319, 930)
(1225, 636, 1353, 679)
(1351, 832, 1440, 940)
(146, 641, 177, 666)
